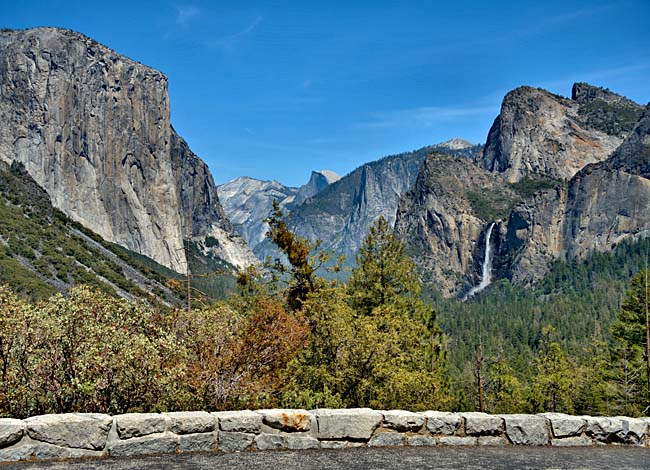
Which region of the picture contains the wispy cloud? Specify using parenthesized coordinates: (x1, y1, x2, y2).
(176, 5, 199, 27)
(211, 15, 263, 49)
(355, 105, 498, 130)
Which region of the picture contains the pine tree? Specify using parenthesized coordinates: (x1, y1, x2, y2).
(265, 201, 325, 311)
(610, 268, 650, 414)
(348, 216, 420, 315)
(531, 327, 575, 413)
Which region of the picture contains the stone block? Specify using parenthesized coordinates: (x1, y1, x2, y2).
(25, 413, 112, 450)
(255, 433, 287, 450)
(256, 409, 312, 432)
(551, 436, 594, 447)
(462, 412, 503, 436)
(406, 435, 437, 446)
(0, 442, 103, 462)
(178, 432, 216, 452)
(108, 433, 179, 457)
(382, 410, 424, 432)
(214, 410, 262, 433)
(423, 411, 461, 435)
(286, 435, 320, 450)
(314, 408, 382, 440)
(539, 413, 586, 438)
(114, 413, 166, 439)
(585, 416, 644, 444)
(368, 432, 405, 447)
(218, 431, 255, 452)
(478, 436, 509, 446)
(0, 419, 24, 448)
(165, 411, 215, 435)
(502, 414, 549, 446)
(320, 440, 347, 449)
(438, 436, 477, 446)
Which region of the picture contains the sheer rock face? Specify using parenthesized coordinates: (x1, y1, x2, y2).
(502, 104, 650, 284)
(395, 90, 648, 296)
(394, 155, 517, 296)
(294, 170, 341, 206)
(0, 27, 254, 272)
(479, 86, 632, 183)
(170, 131, 257, 269)
(285, 151, 426, 257)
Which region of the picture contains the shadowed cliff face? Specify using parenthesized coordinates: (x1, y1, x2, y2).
(0, 27, 255, 272)
(479, 85, 641, 183)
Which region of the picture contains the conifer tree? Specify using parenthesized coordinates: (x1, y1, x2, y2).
(610, 268, 650, 414)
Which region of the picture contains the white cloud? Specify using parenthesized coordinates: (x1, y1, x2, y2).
(176, 5, 200, 27)
(212, 15, 263, 49)
(355, 105, 498, 130)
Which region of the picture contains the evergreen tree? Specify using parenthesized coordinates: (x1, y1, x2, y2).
(348, 216, 420, 315)
(612, 269, 650, 414)
(531, 327, 575, 413)
(265, 201, 325, 311)
(282, 217, 449, 410)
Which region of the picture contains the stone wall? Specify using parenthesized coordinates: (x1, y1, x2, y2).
(0, 409, 648, 463)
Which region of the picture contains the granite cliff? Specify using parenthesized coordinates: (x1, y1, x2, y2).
(396, 84, 648, 297)
(0, 27, 255, 273)
(501, 103, 650, 285)
(479, 84, 642, 183)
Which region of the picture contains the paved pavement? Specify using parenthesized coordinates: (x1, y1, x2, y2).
(4, 446, 650, 469)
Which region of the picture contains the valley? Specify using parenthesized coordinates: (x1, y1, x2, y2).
(0, 25, 649, 419)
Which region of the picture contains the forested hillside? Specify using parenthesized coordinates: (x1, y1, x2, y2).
(432, 236, 650, 414)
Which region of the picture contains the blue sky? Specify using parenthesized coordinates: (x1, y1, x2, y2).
(3, 0, 649, 186)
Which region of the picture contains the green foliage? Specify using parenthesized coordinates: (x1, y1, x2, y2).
(609, 268, 650, 414)
(266, 201, 326, 311)
(281, 217, 449, 411)
(530, 328, 575, 413)
(466, 190, 517, 222)
(348, 216, 421, 315)
(508, 177, 561, 199)
(0, 285, 308, 417)
(578, 98, 643, 136)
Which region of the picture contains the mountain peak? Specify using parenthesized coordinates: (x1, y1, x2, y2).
(294, 170, 341, 206)
(571, 82, 638, 106)
(436, 138, 474, 150)
(312, 170, 341, 184)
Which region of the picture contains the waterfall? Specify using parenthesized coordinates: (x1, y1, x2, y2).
(464, 222, 495, 299)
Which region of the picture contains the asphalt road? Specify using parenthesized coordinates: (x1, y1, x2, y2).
(4, 446, 650, 470)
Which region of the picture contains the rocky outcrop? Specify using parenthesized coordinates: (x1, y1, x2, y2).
(572, 82, 644, 137)
(170, 131, 257, 269)
(218, 171, 341, 255)
(501, 104, 650, 284)
(394, 155, 518, 296)
(294, 170, 341, 206)
(0, 27, 254, 273)
(479, 85, 636, 183)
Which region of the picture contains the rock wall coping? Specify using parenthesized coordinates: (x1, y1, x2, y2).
(0, 410, 648, 464)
